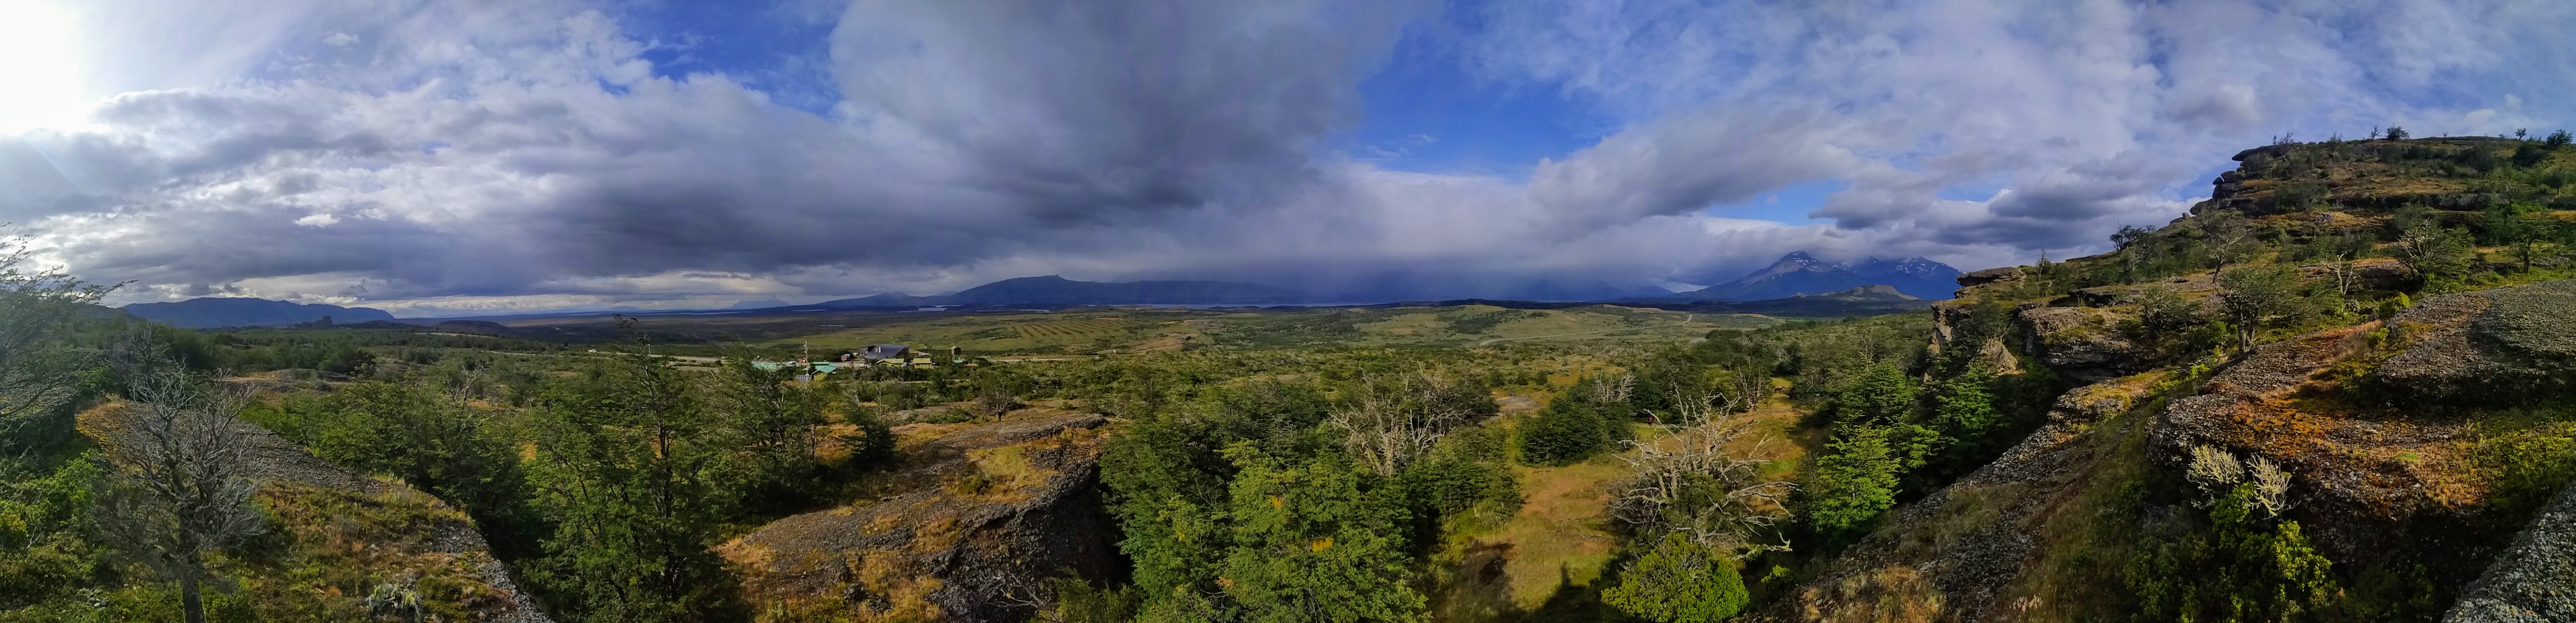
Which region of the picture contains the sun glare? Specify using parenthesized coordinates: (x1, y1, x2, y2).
(0, 0, 85, 134)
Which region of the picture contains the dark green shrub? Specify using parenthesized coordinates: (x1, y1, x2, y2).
(1517, 398, 1612, 466)
(1602, 533, 1749, 623)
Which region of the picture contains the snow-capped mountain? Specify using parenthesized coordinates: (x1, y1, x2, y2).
(1673, 252, 1964, 301)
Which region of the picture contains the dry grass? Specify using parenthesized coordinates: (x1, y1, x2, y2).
(1481, 457, 1627, 609)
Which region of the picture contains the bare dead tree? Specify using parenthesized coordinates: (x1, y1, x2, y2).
(1588, 372, 1635, 405)
(1607, 405, 1794, 558)
(98, 361, 265, 623)
(1328, 372, 1482, 477)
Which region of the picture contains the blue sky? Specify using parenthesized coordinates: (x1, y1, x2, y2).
(2, 0, 2571, 315)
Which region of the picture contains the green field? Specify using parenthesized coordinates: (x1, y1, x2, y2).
(474, 303, 1780, 356)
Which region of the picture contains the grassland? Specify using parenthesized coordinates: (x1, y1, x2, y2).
(465, 303, 1778, 357)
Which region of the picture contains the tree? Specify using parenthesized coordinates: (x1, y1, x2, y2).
(1931, 369, 2000, 459)
(1834, 360, 1917, 425)
(97, 364, 264, 623)
(2198, 211, 2259, 268)
(2385, 126, 2408, 140)
(709, 354, 830, 515)
(1330, 372, 1489, 477)
(1517, 396, 1611, 466)
(1607, 409, 1793, 557)
(2111, 225, 2155, 282)
(1218, 448, 1424, 623)
(526, 348, 745, 622)
(2548, 129, 2572, 150)
(2391, 212, 2473, 284)
(1601, 533, 1750, 623)
(2492, 204, 2557, 273)
(0, 235, 110, 455)
(1803, 427, 1900, 539)
(2215, 265, 2305, 352)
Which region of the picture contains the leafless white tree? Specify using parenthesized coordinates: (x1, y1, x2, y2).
(1585, 372, 1634, 406)
(1607, 404, 1794, 559)
(1329, 372, 1484, 477)
(98, 362, 265, 623)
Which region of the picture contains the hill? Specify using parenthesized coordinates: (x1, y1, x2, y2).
(1674, 252, 1964, 301)
(815, 275, 1304, 307)
(121, 297, 395, 328)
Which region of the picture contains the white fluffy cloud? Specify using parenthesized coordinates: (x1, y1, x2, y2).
(2, 0, 2570, 315)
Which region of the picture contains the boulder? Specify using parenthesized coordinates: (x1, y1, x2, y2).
(2445, 483, 2576, 623)
(2373, 279, 2576, 405)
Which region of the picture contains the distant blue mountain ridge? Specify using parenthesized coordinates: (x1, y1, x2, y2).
(121, 297, 395, 328)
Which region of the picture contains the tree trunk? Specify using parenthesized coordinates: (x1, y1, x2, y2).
(182, 575, 207, 623)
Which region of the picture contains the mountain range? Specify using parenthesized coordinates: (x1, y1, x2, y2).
(115, 255, 1965, 327)
(1666, 252, 1963, 301)
(121, 297, 395, 329)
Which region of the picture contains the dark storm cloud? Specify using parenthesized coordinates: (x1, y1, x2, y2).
(8, 0, 2575, 314)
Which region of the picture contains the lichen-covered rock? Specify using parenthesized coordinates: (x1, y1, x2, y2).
(722, 410, 1115, 623)
(2444, 483, 2576, 623)
(1956, 267, 2023, 288)
(2016, 305, 2145, 383)
(2374, 279, 2576, 405)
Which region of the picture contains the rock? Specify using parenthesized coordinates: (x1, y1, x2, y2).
(2016, 305, 2145, 383)
(2445, 483, 2576, 623)
(2354, 257, 2415, 291)
(723, 410, 1116, 623)
(2373, 279, 2576, 405)
(1956, 267, 2023, 288)
(2066, 285, 2126, 307)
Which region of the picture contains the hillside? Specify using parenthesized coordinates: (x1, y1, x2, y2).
(122, 297, 395, 328)
(1753, 134, 2576, 622)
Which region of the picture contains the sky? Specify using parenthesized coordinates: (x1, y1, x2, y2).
(1, 0, 2571, 316)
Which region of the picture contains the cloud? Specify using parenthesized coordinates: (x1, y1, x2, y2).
(4, 0, 2572, 314)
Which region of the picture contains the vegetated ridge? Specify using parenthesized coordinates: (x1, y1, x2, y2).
(1755, 131, 2576, 622)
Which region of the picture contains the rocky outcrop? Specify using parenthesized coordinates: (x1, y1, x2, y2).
(2014, 305, 2145, 383)
(79, 402, 551, 623)
(2374, 279, 2576, 405)
(722, 410, 1116, 623)
(1955, 267, 2023, 288)
(1751, 373, 2168, 622)
(2152, 281, 2576, 569)
(2445, 483, 2576, 623)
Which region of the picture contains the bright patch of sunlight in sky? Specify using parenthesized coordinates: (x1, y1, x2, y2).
(0, 0, 85, 134)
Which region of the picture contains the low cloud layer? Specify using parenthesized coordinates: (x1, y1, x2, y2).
(4, 0, 2571, 315)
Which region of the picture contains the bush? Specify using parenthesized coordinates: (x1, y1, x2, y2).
(1517, 398, 1612, 466)
(1602, 533, 1750, 623)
